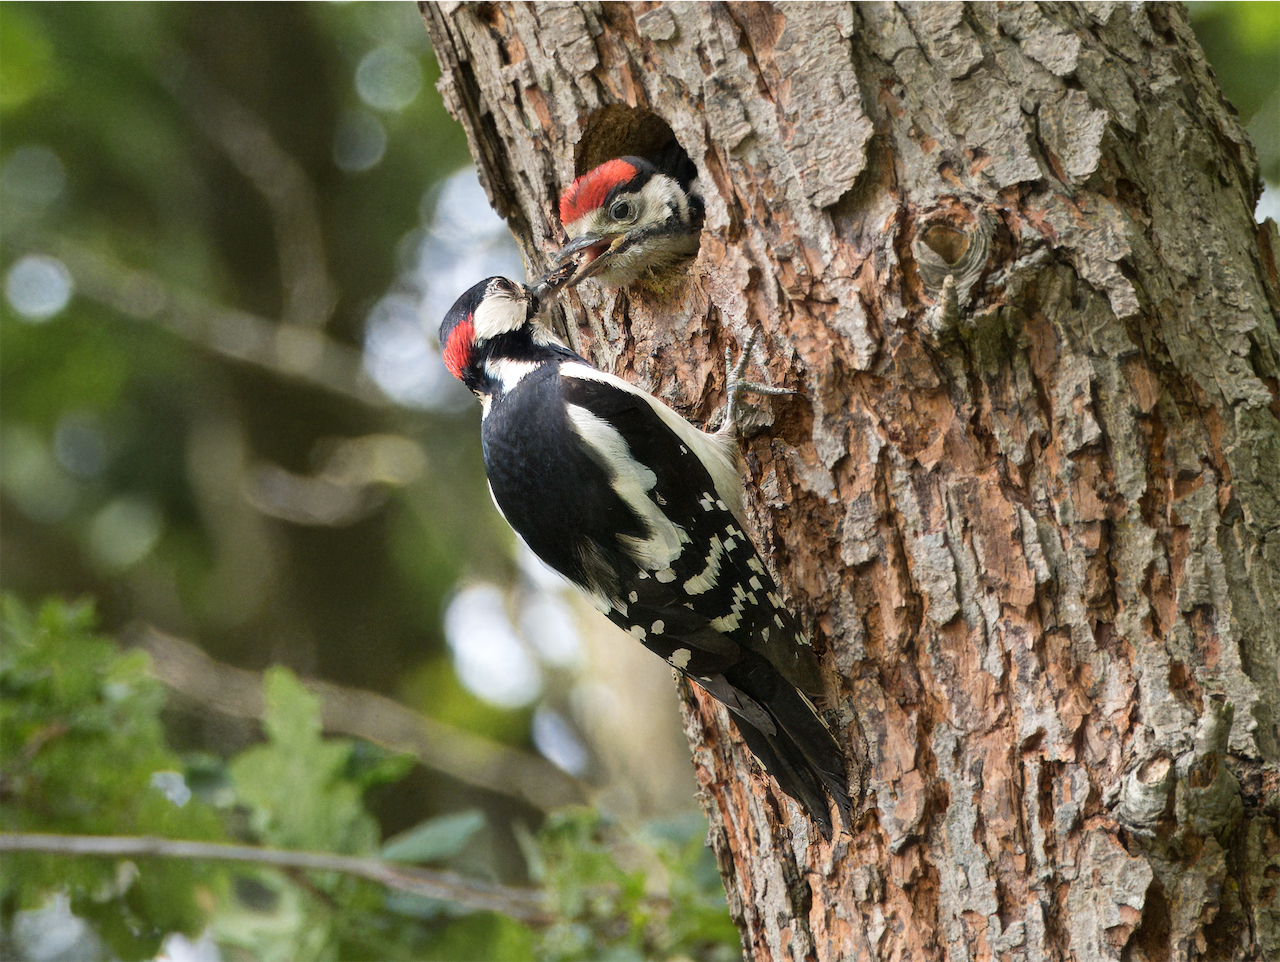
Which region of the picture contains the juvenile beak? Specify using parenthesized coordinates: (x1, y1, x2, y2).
(537, 230, 631, 293)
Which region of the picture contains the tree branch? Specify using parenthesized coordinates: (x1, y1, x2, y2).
(6, 235, 388, 408)
(0, 832, 551, 924)
(158, 47, 338, 330)
(131, 625, 590, 812)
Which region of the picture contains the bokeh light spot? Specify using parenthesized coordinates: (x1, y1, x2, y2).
(1, 424, 76, 523)
(333, 109, 387, 173)
(87, 496, 162, 572)
(532, 706, 589, 776)
(53, 412, 108, 479)
(1, 144, 66, 207)
(444, 584, 542, 709)
(5, 254, 72, 321)
(355, 45, 421, 112)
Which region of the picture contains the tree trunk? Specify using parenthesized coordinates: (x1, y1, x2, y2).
(420, 2, 1280, 959)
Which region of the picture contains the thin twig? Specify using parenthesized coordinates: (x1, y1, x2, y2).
(131, 625, 590, 812)
(158, 47, 337, 330)
(6, 235, 389, 408)
(0, 832, 551, 924)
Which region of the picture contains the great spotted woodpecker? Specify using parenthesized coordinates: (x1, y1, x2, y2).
(440, 276, 852, 838)
(548, 152, 704, 290)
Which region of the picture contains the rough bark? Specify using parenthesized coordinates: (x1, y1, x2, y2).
(420, 3, 1280, 959)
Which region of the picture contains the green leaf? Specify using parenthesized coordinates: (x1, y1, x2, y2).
(380, 809, 486, 863)
(0, 595, 227, 960)
(229, 666, 378, 854)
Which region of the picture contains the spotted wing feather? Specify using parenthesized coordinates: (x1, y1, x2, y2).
(559, 373, 824, 695)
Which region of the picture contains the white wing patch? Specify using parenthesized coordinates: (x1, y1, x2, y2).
(683, 534, 724, 596)
(710, 582, 749, 633)
(566, 403, 691, 571)
(560, 363, 744, 520)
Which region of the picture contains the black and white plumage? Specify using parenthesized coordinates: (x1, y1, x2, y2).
(544, 152, 704, 291)
(440, 276, 852, 838)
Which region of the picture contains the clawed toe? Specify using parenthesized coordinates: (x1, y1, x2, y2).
(717, 328, 794, 435)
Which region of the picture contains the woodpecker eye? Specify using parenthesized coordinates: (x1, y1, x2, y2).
(609, 200, 634, 222)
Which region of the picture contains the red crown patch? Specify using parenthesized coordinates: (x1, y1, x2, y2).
(558, 158, 640, 226)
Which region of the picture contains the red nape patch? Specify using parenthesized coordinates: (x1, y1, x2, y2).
(443, 317, 474, 380)
(559, 158, 639, 225)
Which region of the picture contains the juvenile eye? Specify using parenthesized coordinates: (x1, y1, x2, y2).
(609, 200, 634, 221)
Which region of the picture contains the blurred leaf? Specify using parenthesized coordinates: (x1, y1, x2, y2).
(1189, 2, 1280, 120)
(415, 912, 537, 962)
(399, 655, 534, 747)
(0, 7, 58, 112)
(535, 807, 739, 962)
(381, 809, 486, 864)
(344, 736, 416, 789)
(0, 595, 227, 960)
(229, 666, 378, 855)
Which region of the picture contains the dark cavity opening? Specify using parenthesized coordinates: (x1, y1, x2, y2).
(573, 105, 692, 178)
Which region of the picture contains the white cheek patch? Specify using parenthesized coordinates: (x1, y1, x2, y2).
(639, 175, 689, 224)
(566, 403, 691, 571)
(472, 294, 527, 341)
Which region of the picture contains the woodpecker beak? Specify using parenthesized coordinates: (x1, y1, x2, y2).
(546, 229, 633, 290)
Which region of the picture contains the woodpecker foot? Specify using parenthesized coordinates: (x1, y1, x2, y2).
(715, 328, 793, 435)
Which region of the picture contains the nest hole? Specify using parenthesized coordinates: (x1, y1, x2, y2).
(573, 105, 692, 178)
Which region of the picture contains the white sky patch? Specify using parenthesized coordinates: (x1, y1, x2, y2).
(11, 894, 105, 962)
(520, 591, 583, 668)
(532, 705, 589, 775)
(1257, 183, 1280, 225)
(156, 930, 222, 962)
(150, 771, 192, 808)
(444, 584, 542, 708)
(362, 168, 523, 411)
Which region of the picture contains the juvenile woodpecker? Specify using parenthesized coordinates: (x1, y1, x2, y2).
(549, 153, 704, 290)
(439, 276, 852, 838)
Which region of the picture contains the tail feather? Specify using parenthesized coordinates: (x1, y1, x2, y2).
(715, 653, 853, 839)
(731, 715, 837, 840)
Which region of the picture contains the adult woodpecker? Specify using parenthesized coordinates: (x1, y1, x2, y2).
(439, 276, 852, 838)
(548, 152, 704, 291)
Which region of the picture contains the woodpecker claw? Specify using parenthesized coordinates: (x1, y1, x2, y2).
(716, 328, 794, 434)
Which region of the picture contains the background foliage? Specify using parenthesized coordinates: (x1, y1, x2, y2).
(1, 3, 1276, 960)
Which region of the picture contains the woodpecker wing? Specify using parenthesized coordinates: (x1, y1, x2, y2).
(556, 363, 825, 696)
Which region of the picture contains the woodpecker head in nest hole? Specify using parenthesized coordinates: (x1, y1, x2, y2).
(543, 154, 704, 293)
